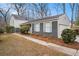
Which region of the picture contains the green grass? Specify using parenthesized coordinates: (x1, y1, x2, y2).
(0, 34, 68, 56)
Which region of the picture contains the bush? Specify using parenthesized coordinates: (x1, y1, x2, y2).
(5, 25, 14, 33)
(20, 24, 31, 34)
(0, 27, 4, 34)
(61, 29, 76, 43)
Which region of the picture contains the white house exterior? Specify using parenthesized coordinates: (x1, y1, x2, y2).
(57, 14, 70, 38)
(9, 14, 70, 38)
(10, 14, 28, 28)
(25, 14, 70, 38)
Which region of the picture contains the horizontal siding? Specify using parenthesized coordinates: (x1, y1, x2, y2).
(58, 14, 70, 38)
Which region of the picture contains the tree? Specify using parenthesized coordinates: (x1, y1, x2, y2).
(51, 3, 63, 15)
(75, 4, 79, 26)
(25, 4, 36, 20)
(32, 3, 49, 18)
(69, 3, 76, 28)
(62, 3, 66, 14)
(0, 8, 10, 25)
(54, 4, 60, 15)
(60, 3, 66, 14)
(11, 3, 27, 16)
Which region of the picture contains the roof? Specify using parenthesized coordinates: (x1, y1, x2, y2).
(11, 14, 27, 20)
(26, 14, 65, 23)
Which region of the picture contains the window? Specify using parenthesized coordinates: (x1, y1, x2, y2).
(34, 23, 40, 32)
(43, 22, 52, 32)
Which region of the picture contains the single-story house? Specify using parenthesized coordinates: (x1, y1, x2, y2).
(25, 14, 71, 38)
(9, 14, 28, 32)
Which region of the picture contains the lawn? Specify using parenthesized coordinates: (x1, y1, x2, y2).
(0, 34, 67, 56)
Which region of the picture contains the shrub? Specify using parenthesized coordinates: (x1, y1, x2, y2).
(0, 27, 4, 34)
(5, 25, 14, 33)
(61, 29, 76, 43)
(20, 24, 31, 34)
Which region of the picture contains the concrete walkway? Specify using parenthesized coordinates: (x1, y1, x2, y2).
(13, 33, 79, 56)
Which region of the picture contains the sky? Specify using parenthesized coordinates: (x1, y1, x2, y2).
(48, 3, 72, 20)
(0, 3, 74, 21)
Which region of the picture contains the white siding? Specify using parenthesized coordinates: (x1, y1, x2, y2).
(10, 17, 14, 26)
(34, 23, 40, 32)
(10, 16, 28, 28)
(43, 22, 52, 32)
(13, 20, 27, 28)
(58, 24, 70, 38)
(58, 14, 70, 25)
(58, 14, 70, 38)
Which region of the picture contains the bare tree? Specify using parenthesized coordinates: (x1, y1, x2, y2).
(55, 4, 60, 15)
(75, 4, 79, 19)
(60, 3, 66, 14)
(52, 3, 62, 15)
(75, 4, 79, 26)
(0, 8, 10, 25)
(63, 3, 66, 14)
(32, 3, 49, 18)
(69, 3, 76, 28)
(11, 3, 27, 16)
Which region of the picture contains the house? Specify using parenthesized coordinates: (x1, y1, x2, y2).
(0, 16, 5, 28)
(9, 14, 28, 32)
(25, 14, 70, 38)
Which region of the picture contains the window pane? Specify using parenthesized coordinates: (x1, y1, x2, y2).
(43, 22, 52, 32)
(34, 23, 40, 32)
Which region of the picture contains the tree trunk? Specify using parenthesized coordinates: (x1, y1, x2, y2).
(63, 3, 66, 14)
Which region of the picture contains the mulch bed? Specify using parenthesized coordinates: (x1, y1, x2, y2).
(30, 34, 79, 50)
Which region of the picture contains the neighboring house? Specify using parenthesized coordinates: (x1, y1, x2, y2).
(0, 16, 5, 28)
(25, 14, 70, 38)
(9, 14, 28, 32)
